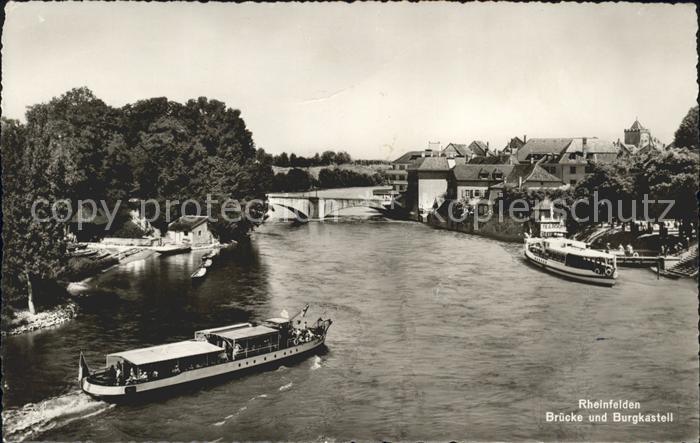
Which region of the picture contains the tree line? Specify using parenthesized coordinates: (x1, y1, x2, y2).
(270, 167, 385, 193)
(268, 150, 352, 167)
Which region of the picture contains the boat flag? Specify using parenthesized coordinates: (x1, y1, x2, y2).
(78, 351, 91, 381)
(301, 304, 309, 317)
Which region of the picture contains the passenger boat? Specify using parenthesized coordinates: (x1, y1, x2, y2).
(524, 235, 618, 286)
(79, 306, 332, 401)
(154, 245, 192, 255)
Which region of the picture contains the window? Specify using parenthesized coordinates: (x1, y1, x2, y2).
(569, 166, 577, 174)
(568, 153, 577, 160)
(570, 180, 577, 186)
(198, 229, 202, 237)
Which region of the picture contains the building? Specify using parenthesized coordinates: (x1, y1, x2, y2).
(467, 152, 519, 165)
(515, 137, 619, 186)
(442, 141, 490, 160)
(407, 156, 465, 219)
(622, 118, 665, 154)
(166, 215, 214, 247)
(503, 136, 526, 154)
(624, 118, 651, 149)
(385, 149, 440, 193)
(447, 163, 565, 204)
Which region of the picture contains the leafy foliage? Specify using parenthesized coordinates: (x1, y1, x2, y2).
(673, 105, 699, 150)
(1, 88, 273, 309)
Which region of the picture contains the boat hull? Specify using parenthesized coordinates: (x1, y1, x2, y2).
(524, 246, 617, 287)
(81, 337, 326, 402)
(154, 246, 192, 256)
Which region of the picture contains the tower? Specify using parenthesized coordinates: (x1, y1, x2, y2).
(624, 118, 651, 149)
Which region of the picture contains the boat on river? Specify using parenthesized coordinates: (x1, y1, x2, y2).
(154, 245, 192, 255)
(190, 266, 207, 279)
(524, 236, 618, 286)
(78, 305, 332, 401)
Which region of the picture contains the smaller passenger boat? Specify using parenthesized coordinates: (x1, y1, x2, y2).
(79, 305, 332, 401)
(191, 267, 207, 279)
(524, 236, 618, 286)
(154, 245, 192, 256)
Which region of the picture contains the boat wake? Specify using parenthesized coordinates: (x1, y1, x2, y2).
(310, 356, 322, 370)
(278, 382, 293, 391)
(2, 390, 113, 442)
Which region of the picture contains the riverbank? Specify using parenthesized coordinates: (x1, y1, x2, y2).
(3, 303, 78, 336)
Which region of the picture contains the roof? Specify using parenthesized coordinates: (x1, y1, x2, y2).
(629, 119, 646, 131)
(443, 143, 471, 157)
(516, 138, 573, 162)
(417, 156, 451, 171)
(108, 340, 223, 366)
(452, 164, 563, 186)
(210, 325, 278, 341)
(168, 215, 209, 232)
(564, 138, 618, 155)
(265, 317, 291, 324)
(393, 150, 443, 163)
(468, 141, 489, 156)
(392, 150, 425, 163)
(452, 164, 515, 181)
(468, 153, 518, 165)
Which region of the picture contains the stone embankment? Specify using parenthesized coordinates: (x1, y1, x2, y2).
(426, 214, 527, 243)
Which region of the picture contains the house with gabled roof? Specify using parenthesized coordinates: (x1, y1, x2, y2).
(447, 163, 564, 204)
(442, 141, 490, 160)
(515, 137, 620, 186)
(385, 149, 441, 193)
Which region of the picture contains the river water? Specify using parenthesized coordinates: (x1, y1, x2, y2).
(2, 221, 698, 441)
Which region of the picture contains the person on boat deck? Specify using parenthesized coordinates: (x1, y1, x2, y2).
(617, 244, 625, 254)
(115, 367, 122, 385)
(605, 243, 611, 253)
(107, 365, 116, 382)
(173, 362, 180, 374)
(626, 244, 634, 255)
(233, 343, 242, 359)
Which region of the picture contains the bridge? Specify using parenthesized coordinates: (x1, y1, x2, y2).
(267, 192, 397, 221)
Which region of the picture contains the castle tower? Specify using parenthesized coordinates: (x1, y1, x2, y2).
(624, 118, 651, 149)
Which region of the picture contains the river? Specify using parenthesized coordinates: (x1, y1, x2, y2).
(2, 220, 698, 441)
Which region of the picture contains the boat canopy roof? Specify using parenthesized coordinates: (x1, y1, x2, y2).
(547, 242, 615, 259)
(265, 317, 291, 324)
(211, 325, 278, 341)
(107, 340, 224, 366)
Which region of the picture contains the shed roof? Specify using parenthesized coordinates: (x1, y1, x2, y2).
(211, 325, 278, 341)
(108, 340, 223, 366)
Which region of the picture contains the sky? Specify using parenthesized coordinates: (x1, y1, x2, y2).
(2, 2, 697, 160)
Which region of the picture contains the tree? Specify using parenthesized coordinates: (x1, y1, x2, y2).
(673, 105, 699, 150)
(641, 148, 699, 234)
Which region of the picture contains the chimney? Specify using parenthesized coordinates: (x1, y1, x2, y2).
(523, 134, 527, 143)
(582, 137, 589, 155)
